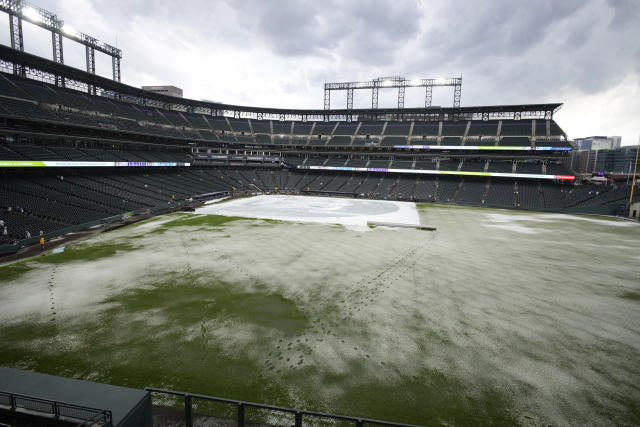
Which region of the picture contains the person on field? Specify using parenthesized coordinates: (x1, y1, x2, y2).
(40, 236, 45, 250)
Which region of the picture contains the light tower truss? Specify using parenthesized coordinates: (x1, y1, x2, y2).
(0, 0, 122, 86)
(324, 76, 462, 111)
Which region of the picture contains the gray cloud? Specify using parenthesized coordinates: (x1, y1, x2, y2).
(227, 0, 421, 63)
(607, 0, 640, 28)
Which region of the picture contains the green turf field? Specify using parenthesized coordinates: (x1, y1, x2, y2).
(1, 203, 639, 426)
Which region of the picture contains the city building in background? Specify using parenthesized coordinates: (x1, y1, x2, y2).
(573, 136, 621, 151)
(569, 145, 639, 175)
(141, 85, 183, 98)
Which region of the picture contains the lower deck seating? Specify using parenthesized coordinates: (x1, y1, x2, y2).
(455, 179, 485, 204)
(436, 177, 460, 202)
(485, 180, 515, 208)
(0, 163, 633, 244)
(517, 182, 541, 209)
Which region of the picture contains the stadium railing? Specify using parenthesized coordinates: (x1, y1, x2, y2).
(0, 200, 190, 257)
(0, 390, 112, 426)
(145, 387, 424, 427)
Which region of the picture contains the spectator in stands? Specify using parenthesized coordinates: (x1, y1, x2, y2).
(25, 230, 31, 238)
(2, 227, 7, 236)
(0, 219, 3, 228)
(39, 230, 43, 236)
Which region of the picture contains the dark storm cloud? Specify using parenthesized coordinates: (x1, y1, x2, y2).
(229, 0, 421, 62)
(424, 0, 584, 64)
(386, 0, 638, 106)
(607, 0, 640, 28)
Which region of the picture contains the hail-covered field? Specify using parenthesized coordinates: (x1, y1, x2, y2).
(1, 195, 639, 426)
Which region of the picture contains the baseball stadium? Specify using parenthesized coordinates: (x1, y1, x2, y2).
(0, 2, 639, 426)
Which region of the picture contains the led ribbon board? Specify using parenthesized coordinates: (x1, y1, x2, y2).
(0, 161, 191, 167)
(393, 145, 572, 151)
(301, 165, 575, 181)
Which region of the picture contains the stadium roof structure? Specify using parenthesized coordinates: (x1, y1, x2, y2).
(0, 44, 562, 123)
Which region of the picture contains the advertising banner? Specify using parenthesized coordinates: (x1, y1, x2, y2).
(302, 165, 575, 181)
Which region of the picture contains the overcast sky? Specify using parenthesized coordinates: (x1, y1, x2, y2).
(1, 0, 639, 145)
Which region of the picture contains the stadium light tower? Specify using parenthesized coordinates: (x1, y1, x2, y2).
(323, 76, 462, 110)
(0, 0, 123, 86)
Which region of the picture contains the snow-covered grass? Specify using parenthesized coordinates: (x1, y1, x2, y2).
(0, 198, 639, 426)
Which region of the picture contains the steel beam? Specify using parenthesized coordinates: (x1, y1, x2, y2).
(85, 46, 95, 94)
(52, 31, 64, 86)
(323, 87, 330, 110)
(85, 46, 95, 74)
(9, 14, 23, 51)
(453, 83, 461, 108)
(324, 76, 462, 109)
(398, 86, 405, 109)
(112, 56, 121, 82)
(8, 14, 23, 75)
(425, 85, 432, 107)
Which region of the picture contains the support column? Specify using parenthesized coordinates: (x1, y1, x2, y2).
(398, 85, 405, 108)
(85, 46, 96, 74)
(86, 46, 96, 94)
(9, 14, 24, 76)
(425, 85, 432, 107)
(112, 56, 121, 82)
(52, 31, 64, 86)
(453, 82, 461, 108)
(346, 88, 353, 110)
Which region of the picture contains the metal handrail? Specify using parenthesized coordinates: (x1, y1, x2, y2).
(145, 387, 425, 427)
(0, 390, 112, 426)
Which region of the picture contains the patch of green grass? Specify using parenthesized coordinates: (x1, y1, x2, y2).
(142, 215, 255, 236)
(103, 275, 308, 336)
(0, 316, 289, 414)
(621, 291, 640, 301)
(288, 360, 519, 426)
(144, 215, 280, 235)
(0, 260, 34, 282)
(125, 234, 147, 239)
(259, 218, 283, 224)
(36, 241, 136, 264)
(163, 214, 252, 228)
